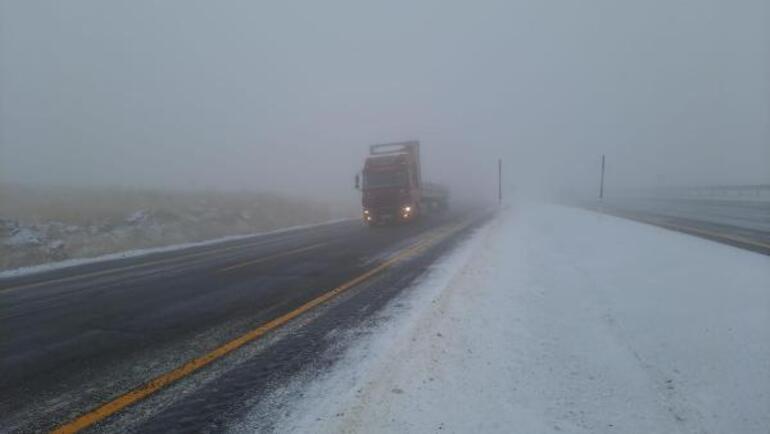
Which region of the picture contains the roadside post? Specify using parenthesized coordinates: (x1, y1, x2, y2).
(599, 154, 605, 201)
(498, 158, 502, 207)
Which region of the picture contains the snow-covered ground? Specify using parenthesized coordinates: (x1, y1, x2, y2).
(237, 203, 770, 434)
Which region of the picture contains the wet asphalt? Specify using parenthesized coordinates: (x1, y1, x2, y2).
(0, 209, 489, 433)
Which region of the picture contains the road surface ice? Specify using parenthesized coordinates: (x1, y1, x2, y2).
(235, 203, 770, 434)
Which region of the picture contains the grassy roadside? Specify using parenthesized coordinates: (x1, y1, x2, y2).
(0, 184, 357, 271)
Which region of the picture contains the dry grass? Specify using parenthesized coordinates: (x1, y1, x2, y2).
(0, 184, 352, 224)
(0, 183, 358, 270)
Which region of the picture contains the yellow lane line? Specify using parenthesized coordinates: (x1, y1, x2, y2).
(51, 221, 468, 434)
(218, 243, 327, 272)
(665, 223, 770, 250)
(1, 236, 300, 292)
(625, 215, 770, 251)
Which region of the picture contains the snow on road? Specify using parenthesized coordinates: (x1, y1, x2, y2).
(236, 203, 770, 434)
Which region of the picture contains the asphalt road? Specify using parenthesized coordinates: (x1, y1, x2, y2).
(0, 209, 489, 433)
(591, 198, 770, 255)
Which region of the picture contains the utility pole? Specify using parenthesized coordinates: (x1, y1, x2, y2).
(498, 158, 502, 206)
(599, 154, 605, 201)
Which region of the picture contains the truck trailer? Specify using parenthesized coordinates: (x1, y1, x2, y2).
(356, 140, 449, 226)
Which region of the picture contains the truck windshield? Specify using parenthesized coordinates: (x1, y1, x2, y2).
(364, 171, 407, 189)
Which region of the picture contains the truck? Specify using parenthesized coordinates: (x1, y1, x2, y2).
(355, 140, 449, 226)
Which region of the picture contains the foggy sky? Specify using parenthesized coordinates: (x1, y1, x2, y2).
(1, 0, 768, 201)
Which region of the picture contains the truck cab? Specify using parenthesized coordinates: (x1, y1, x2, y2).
(357, 140, 448, 226)
(361, 148, 421, 225)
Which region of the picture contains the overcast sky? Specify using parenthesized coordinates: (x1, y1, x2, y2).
(1, 0, 768, 201)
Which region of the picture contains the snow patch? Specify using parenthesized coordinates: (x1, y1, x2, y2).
(5, 228, 44, 247)
(125, 209, 151, 224)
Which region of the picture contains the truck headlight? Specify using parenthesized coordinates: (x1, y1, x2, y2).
(402, 206, 412, 213)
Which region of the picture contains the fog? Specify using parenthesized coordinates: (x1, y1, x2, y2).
(1, 0, 768, 203)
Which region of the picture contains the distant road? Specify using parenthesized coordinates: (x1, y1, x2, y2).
(590, 197, 770, 255)
(0, 209, 489, 433)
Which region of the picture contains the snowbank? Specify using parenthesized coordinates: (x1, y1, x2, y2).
(243, 203, 770, 434)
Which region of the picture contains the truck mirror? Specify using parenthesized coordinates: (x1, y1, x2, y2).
(355, 174, 360, 190)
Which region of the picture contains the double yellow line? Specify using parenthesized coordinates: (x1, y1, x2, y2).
(52, 221, 469, 433)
